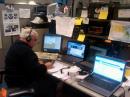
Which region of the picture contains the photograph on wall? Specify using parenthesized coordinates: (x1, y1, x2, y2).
(2, 10, 20, 36)
(108, 20, 130, 43)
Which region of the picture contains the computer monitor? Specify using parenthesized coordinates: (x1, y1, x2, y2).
(67, 41, 86, 59)
(86, 46, 107, 64)
(42, 33, 62, 53)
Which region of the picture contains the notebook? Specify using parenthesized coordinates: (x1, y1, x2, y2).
(60, 41, 86, 64)
(78, 55, 126, 97)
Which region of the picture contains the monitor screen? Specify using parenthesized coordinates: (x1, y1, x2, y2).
(94, 55, 126, 82)
(67, 41, 86, 58)
(43, 34, 62, 53)
(86, 46, 107, 64)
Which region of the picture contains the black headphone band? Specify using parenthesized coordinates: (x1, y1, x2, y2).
(26, 28, 32, 42)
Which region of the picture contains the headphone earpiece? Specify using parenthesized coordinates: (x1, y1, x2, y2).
(26, 29, 32, 42)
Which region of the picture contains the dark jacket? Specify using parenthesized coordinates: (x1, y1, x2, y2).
(5, 40, 47, 87)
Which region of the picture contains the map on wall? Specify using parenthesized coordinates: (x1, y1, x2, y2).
(108, 20, 130, 43)
(2, 10, 20, 36)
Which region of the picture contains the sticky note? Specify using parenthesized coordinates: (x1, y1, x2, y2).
(77, 34, 85, 42)
(74, 18, 83, 25)
(98, 10, 108, 19)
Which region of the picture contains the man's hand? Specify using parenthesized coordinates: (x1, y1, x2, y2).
(44, 61, 54, 69)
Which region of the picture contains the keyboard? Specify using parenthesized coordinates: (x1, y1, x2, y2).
(75, 61, 93, 73)
(84, 75, 118, 91)
(35, 52, 59, 60)
(60, 55, 83, 64)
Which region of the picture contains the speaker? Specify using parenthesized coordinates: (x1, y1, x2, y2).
(26, 29, 32, 42)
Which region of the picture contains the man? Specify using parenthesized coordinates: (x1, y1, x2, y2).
(5, 27, 57, 97)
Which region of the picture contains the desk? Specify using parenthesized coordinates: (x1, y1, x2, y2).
(36, 52, 129, 97)
(49, 61, 130, 97)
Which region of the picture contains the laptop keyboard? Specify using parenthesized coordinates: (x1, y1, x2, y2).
(85, 75, 118, 91)
(76, 61, 93, 73)
(61, 55, 82, 64)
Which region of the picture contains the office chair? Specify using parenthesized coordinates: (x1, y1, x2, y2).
(0, 70, 34, 97)
(8, 87, 34, 97)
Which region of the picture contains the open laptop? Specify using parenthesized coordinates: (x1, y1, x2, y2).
(60, 41, 86, 64)
(78, 55, 126, 97)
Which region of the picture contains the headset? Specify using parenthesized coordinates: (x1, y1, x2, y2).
(26, 28, 32, 42)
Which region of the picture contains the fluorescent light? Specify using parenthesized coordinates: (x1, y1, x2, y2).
(28, 1, 37, 5)
(17, 2, 27, 4)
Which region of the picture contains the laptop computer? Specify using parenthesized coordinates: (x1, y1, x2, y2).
(60, 41, 86, 64)
(78, 55, 126, 97)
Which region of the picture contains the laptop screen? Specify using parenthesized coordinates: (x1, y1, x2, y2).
(67, 41, 86, 59)
(93, 55, 126, 82)
(43, 34, 62, 53)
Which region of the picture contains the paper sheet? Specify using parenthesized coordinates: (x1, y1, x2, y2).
(55, 16, 75, 37)
(82, 17, 89, 24)
(2, 10, 20, 36)
(108, 20, 130, 43)
(77, 34, 85, 42)
(118, 9, 130, 18)
(48, 61, 68, 73)
(19, 8, 30, 18)
(81, 10, 88, 17)
(52, 71, 70, 80)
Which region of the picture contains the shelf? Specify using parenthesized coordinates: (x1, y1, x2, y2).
(89, 18, 110, 22)
(30, 22, 50, 28)
(86, 34, 108, 40)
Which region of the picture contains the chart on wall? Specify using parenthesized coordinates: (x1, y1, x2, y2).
(108, 20, 130, 43)
(2, 10, 20, 36)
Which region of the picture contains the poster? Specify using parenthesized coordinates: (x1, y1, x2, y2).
(2, 10, 20, 36)
(108, 20, 130, 43)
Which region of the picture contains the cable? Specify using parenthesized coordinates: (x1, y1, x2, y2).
(120, 86, 126, 97)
